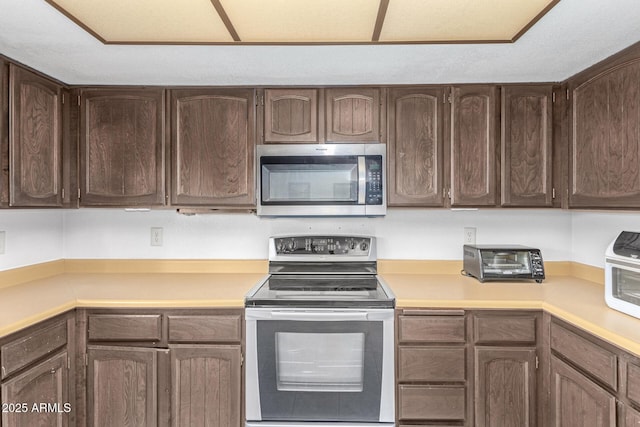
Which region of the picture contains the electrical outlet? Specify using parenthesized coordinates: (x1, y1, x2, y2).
(150, 227, 163, 246)
(0, 231, 5, 254)
(464, 227, 476, 245)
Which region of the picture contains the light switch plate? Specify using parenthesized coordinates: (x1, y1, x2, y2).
(0, 231, 5, 254)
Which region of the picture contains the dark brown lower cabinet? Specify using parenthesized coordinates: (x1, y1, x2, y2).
(170, 345, 242, 427)
(550, 355, 616, 427)
(1, 351, 70, 427)
(474, 347, 536, 427)
(623, 404, 640, 426)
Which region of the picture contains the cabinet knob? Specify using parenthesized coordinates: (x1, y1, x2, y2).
(50, 368, 57, 374)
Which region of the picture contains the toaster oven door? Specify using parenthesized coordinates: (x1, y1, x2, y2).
(605, 259, 640, 318)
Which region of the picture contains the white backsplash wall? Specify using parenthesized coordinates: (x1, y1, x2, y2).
(0, 210, 64, 270)
(571, 211, 640, 268)
(62, 209, 572, 261)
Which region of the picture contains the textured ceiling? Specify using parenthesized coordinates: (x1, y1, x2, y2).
(0, 0, 639, 85)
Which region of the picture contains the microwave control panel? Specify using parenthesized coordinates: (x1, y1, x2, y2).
(366, 156, 383, 205)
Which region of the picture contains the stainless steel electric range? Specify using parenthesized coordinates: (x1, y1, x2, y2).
(245, 235, 395, 427)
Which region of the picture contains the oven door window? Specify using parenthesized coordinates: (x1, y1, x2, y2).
(257, 320, 383, 422)
(261, 156, 358, 205)
(276, 332, 364, 392)
(613, 266, 640, 305)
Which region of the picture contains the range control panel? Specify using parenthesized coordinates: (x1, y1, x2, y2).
(274, 236, 372, 256)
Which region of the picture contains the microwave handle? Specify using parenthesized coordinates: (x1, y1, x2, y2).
(358, 156, 366, 205)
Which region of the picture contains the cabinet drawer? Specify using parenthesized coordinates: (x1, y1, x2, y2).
(88, 314, 162, 341)
(398, 315, 466, 343)
(398, 346, 465, 382)
(398, 385, 466, 421)
(1, 320, 67, 379)
(474, 314, 537, 344)
(550, 322, 617, 390)
(168, 315, 242, 343)
(627, 360, 640, 408)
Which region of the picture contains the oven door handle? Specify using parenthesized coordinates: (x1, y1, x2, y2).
(264, 311, 371, 322)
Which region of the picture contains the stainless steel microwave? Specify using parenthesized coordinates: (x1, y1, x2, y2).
(256, 144, 386, 216)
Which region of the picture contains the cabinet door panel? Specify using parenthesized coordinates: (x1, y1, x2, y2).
(171, 89, 255, 206)
(171, 345, 242, 427)
(451, 86, 499, 206)
(264, 89, 318, 143)
(501, 85, 553, 206)
(624, 404, 640, 427)
(398, 346, 465, 382)
(475, 347, 536, 427)
(550, 356, 616, 427)
(0, 59, 8, 206)
(388, 88, 444, 206)
(1, 351, 69, 427)
(81, 89, 165, 206)
(571, 59, 640, 207)
(87, 345, 157, 427)
(398, 385, 466, 421)
(326, 88, 380, 142)
(9, 64, 62, 207)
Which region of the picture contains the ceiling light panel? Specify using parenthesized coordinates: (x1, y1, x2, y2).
(379, 0, 557, 42)
(220, 0, 380, 43)
(48, 0, 234, 43)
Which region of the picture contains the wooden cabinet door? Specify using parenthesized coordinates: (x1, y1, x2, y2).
(170, 345, 242, 427)
(9, 64, 63, 207)
(264, 89, 319, 143)
(87, 345, 158, 427)
(622, 403, 640, 427)
(550, 356, 616, 427)
(171, 88, 255, 207)
(388, 87, 445, 206)
(450, 85, 499, 206)
(570, 58, 640, 208)
(501, 85, 553, 207)
(474, 347, 536, 427)
(326, 88, 381, 142)
(0, 59, 8, 207)
(80, 88, 165, 206)
(1, 351, 69, 427)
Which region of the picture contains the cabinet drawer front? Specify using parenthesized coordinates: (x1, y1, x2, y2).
(168, 315, 242, 342)
(1, 320, 67, 379)
(627, 360, 640, 407)
(398, 347, 465, 382)
(398, 315, 466, 343)
(398, 385, 466, 421)
(88, 314, 162, 341)
(474, 314, 537, 344)
(550, 322, 617, 390)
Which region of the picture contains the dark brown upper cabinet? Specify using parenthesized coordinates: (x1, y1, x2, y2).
(326, 88, 383, 143)
(387, 87, 445, 206)
(170, 88, 255, 207)
(264, 88, 319, 143)
(79, 88, 166, 207)
(8, 64, 63, 207)
(501, 85, 554, 207)
(450, 85, 500, 207)
(0, 59, 8, 207)
(569, 56, 640, 208)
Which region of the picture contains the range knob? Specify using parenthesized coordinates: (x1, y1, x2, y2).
(286, 239, 296, 252)
(360, 241, 369, 251)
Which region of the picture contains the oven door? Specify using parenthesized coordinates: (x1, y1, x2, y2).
(245, 308, 394, 423)
(605, 258, 640, 319)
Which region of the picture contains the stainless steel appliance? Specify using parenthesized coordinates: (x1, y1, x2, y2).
(256, 144, 386, 216)
(245, 235, 395, 427)
(605, 231, 640, 319)
(463, 245, 545, 283)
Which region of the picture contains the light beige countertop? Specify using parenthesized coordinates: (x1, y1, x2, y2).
(0, 260, 638, 358)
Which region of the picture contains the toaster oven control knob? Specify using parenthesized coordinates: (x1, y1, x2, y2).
(360, 241, 369, 252)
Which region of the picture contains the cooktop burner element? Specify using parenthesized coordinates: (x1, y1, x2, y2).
(245, 235, 395, 308)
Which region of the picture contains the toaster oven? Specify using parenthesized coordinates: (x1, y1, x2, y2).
(463, 245, 545, 283)
(605, 231, 640, 319)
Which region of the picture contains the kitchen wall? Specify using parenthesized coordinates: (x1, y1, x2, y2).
(62, 208, 572, 261)
(0, 210, 64, 270)
(2, 208, 637, 272)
